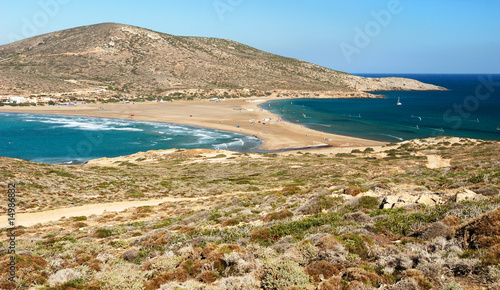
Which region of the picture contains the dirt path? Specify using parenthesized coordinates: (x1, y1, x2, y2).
(426, 154, 451, 169)
(1, 192, 240, 228)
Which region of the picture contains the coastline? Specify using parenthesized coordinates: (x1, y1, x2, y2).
(0, 97, 386, 152)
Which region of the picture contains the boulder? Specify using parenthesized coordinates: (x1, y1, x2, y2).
(381, 196, 399, 209)
(416, 194, 439, 206)
(455, 189, 479, 202)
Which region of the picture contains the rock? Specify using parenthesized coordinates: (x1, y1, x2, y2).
(48, 269, 81, 287)
(122, 249, 139, 261)
(344, 75, 447, 91)
(357, 190, 379, 198)
(381, 196, 399, 209)
(396, 194, 419, 206)
(416, 194, 439, 206)
(455, 189, 478, 202)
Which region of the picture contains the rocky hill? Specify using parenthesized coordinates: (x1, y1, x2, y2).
(0, 23, 444, 98)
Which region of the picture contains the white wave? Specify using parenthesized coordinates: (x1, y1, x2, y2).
(36, 118, 144, 132)
(381, 134, 404, 141)
(214, 138, 245, 150)
(112, 127, 144, 132)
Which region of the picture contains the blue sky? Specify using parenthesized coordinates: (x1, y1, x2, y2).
(1, 0, 499, 74)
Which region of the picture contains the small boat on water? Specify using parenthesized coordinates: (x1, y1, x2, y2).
(397, 97, 402, 106)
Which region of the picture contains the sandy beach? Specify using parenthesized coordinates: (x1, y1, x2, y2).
(0, 97, 385, 151)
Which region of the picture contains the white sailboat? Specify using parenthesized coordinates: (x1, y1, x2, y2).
(397, 97, 402, 106)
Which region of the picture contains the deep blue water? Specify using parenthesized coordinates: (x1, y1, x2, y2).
(261, 74, 500, 142)
(0, 114, 261, 164)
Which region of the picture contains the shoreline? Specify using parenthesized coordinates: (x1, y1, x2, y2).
(0, 97, 386, 153)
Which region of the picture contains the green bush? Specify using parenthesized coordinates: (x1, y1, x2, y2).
(263, 209, 293, 222)
(261, 259, 311, 290)
(94, 228, 114, 238)
(338, 233, 372, 260)
(72, 216, 87, 221)
(357, 196, 380, 210)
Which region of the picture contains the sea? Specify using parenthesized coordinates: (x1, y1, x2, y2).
(261, 74, 500, 142)
(0, 114, 261, 164)
(0, 74, 499, 164)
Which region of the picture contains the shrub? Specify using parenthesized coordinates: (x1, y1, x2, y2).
(384, 278, 419, 290)
(281, 185, 301, 196)
(96, 264, 146, 289)
(94, 228, 114, 238)
(357, 196, 380, 210)
(222, 218, 240, 227)
(443, 282, 464, 290)
(338, 233, 372, 260)
(72, 216, 87, 221)
(122, 249, 139, 261)
(316, 235, 341, 251)
(344, 186, 362, 196)
(305, 260, 339, 282)
(263, 210, 293, 222)
(250, 228, 272, 244)
(343, 267, 381, 287)
(146, 253, 182, 273)
(261, 259, 311, 290)
(159, 280, 218, 290)
(420, 221, 451, 241)
(219, 274, 260, 290)
(284, 240, 318, 266)
(344, 211, 372, 223)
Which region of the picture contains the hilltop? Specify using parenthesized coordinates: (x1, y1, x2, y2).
(0, 23, 444, 99)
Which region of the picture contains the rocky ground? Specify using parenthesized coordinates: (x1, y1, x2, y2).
(0, 137, 499, 289)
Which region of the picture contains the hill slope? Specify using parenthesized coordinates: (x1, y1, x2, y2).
(0, 138, 498, 289)
(0, 23, 444, 97)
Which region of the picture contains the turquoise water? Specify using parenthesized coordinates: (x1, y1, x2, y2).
(0, 113, 261, 164)
(1, 74, 498, 164)
(261, 74, 500, 142)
